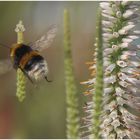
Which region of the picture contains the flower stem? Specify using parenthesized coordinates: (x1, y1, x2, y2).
(63, 9, 80, 139)
(15, 20, 26, 102)
(91, 9, 103, 139)
(100, 1, 140, 138)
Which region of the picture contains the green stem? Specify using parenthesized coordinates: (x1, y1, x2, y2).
(15, 20, 26, 102)
(63, 9, 80, 139)
(91, 9, 103, 138)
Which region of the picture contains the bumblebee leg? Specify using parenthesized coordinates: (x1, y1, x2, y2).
(45, 76, 52, 82)
(19, 67, 34, 84)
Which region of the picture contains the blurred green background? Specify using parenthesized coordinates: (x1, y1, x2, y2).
(0, 1, 99, 138)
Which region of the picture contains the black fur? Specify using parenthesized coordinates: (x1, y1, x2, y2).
(24, 55, 44, 72)
(14, 44, 32, 69)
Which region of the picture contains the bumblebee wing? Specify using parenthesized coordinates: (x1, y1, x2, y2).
(30, 25, 57, 52)
(0, 59, 12, 75)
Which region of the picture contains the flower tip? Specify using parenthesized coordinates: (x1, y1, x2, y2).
(100, 2, 110, 9)
(85, 61, 95, 65)
(15, 20, 25, 32)
(123, 10, 134, 19)
(83, 91, 90, 95)
(64, 9, 68, 15)
(80, 81, 88, 85)
(121, 1, 131, 6)
(19, 20, 23, 24)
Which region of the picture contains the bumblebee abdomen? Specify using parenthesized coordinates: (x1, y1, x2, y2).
(25, 56, 48, 81)
(24, 55, 44, 71)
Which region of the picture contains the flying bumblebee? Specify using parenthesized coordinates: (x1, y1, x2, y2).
(0, 25, 57, 83)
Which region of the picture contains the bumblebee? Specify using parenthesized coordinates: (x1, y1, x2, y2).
(0, 25, 57, 83)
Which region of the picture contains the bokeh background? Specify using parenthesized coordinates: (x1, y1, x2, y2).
(0, 1, 99, 138)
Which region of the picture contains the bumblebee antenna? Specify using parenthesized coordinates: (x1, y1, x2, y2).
(0, 43, 9, 49)
(45, 76, 52, 82)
